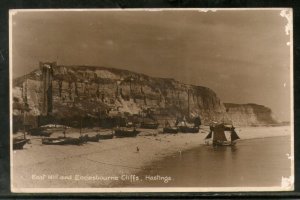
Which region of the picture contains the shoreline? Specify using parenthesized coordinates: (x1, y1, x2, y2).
(12, 125, 291, 189)
(118, 135, 292, 189)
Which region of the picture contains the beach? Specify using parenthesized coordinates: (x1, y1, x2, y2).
(12, 125, 292, 190)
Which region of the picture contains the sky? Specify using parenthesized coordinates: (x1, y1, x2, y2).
(11, 9, 292, 121)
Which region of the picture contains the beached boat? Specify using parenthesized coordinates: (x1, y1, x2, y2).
(140, 121, 159, 129)
(28, 124, 69, 137)
(140, 118, 159, 129)
(13, 138, 30, 150)
(98, 134, 114, 140)
(178, 126, 199, 133)
(205, 123, 240, 146)
(85, 134, 101, 142)
(162, 127, 178, 134)
(28, 127, 53, 137)
(176, 118, 200, 133)
(42, 136, 86, 145)
(41, 137, 66, 145)
(114, 127, 140, 138)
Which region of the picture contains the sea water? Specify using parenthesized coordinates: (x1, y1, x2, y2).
(126, 136, 292, 187)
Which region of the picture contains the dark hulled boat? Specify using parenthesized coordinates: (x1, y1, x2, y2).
(205, 123, 240, 146)
(140, 118, 159, 129)
(42, 137, 67, 145)
(162, 127, 178, 134)
(114, 127, 140, 138)
(140, 121, 159, 129)
(176, 117, 200, 134)
(28, 127, 53, 137)
(85, 134, 101, 142)
(178, 126, 199, 133)
(13, 138, 30, 150)
(42, 136, 86, 145)
(99, 134, 114, 140)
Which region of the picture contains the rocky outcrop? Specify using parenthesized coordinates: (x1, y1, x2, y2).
(224, 103, 277, 126)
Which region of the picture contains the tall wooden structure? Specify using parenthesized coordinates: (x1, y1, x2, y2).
(40, 62, 55, 116)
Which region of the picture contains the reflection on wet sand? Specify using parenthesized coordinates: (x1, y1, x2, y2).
(123, 136, 291, 188)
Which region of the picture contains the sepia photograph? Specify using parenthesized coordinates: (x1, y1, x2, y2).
(9, 8, 293, 193)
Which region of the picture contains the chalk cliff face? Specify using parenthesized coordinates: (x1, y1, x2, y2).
(224, 103, 277, 126)
(13, 65, 277, 126)
(13, 65, 227, 124)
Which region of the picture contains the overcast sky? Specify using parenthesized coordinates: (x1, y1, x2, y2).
(11, 9, 292, 121)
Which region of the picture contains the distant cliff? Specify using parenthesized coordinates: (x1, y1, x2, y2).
(13, 64, 277, 126)
(224, 103, 277, 126)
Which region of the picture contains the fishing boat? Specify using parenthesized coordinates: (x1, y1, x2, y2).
(98, 134, 114, 140)
(162, 127, 178, 134)
(41, 127, 86, 145)
(114, 127, 140, 138)
(42, 136, 86, 145)
(175, 120, 199, 133)
(28, 127, 53, 137)
(13, 138, 30, 150)
(42, 137, 67, 145)
(140, 119, 159, 129)
(85, 134, 101, 142)
(162, 120, 178, 134)
(176, 116, 200, 134)
(178, 126, 199, 133)
(140, 122, 159, 129)
(176, 89, 201, 134)
(205, 123, 240, 146)
(13, 76, 32, 150)
(81, 134, 89, 143)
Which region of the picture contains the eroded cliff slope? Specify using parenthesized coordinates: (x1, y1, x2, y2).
(13, 65, 277, 126)
(13, 65, 226, 125)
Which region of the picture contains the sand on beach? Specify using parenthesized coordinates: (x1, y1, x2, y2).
(11, 125, 291, 190)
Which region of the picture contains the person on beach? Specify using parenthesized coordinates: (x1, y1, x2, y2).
(63, 126, 67, 138)
(179, 117, 187, 127)
(194, 116, 201, 129)
(165, 120, 171, 128)
(175, 118, 180, 126)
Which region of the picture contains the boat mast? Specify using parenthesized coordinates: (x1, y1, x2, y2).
(23, 74, 28, 139)
(187, 89, 190, 119)
(80, 117, 82, 136)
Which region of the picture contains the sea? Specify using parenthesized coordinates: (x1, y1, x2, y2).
(123, 136, 292, 188)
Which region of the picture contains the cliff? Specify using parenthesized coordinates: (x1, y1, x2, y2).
(13, 65, 226, 126)
(12, 64, 277, 127)
(224, 103, 277, 126)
